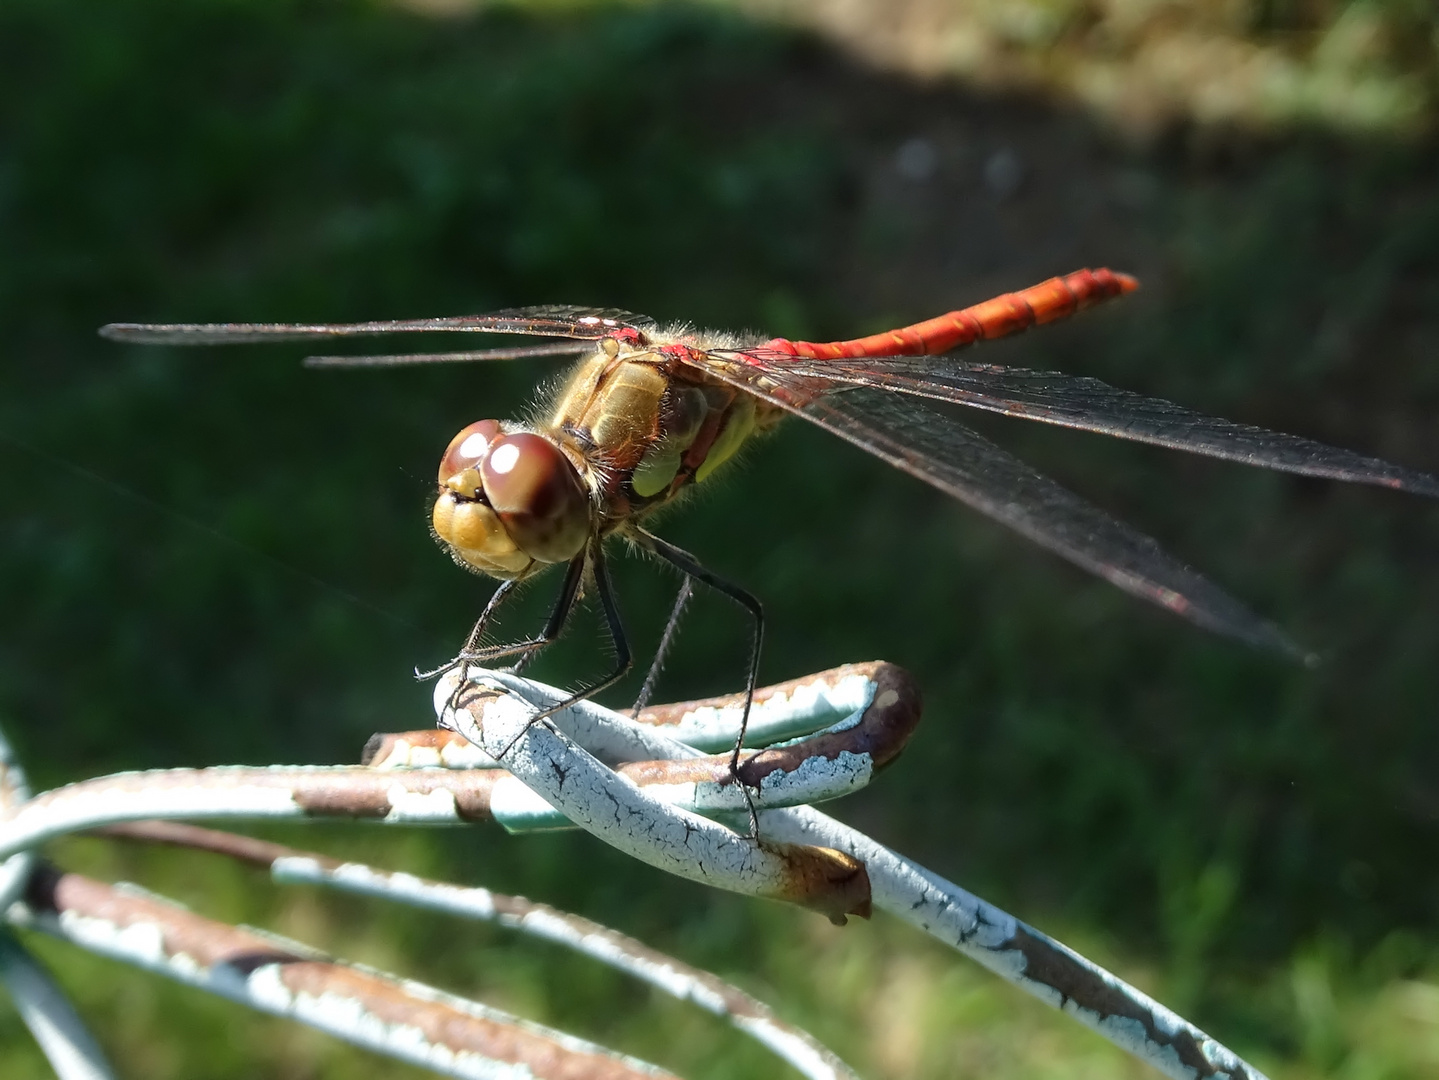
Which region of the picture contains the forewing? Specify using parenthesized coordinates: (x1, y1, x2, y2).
(303, 341, 593, 368)
(695, 351, 1303, 657)
(99, 306, 657, 345)
(748, 352, 1439, 497)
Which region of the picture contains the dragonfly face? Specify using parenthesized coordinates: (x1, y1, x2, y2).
(433, 418, 591, 580)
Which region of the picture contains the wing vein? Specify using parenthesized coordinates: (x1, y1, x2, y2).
(696, 353, 1304, 657)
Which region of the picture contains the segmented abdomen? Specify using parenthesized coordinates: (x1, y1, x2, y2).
(767, 268, 1137, 360)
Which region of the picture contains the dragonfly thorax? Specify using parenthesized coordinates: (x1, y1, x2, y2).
(432, 419, 591, 580)
(549, 346, 769, 525)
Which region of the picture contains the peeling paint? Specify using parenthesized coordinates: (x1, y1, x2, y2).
(384, 784, 460, 822)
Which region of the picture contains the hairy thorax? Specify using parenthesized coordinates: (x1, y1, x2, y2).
(547, 340, 784, 530)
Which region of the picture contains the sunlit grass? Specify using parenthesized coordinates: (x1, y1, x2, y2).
(395, 0, 1438, 136)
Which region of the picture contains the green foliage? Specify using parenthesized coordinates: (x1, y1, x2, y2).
(1, 0, 1436, 1076)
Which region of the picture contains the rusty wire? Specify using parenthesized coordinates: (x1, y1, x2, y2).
(97, 819, 860, 1080)
(0, 661, 1271, 1080)
(447, 665, 1271, 1080)
(13, 862, 675, 1080)
(0, 664, 896, 1079)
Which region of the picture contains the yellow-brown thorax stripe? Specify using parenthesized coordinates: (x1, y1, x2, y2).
(548, 349, 780, 527)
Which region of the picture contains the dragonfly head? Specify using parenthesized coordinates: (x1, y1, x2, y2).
(432, 419, 591, 579)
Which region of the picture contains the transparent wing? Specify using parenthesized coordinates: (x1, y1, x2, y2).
(99, 306, 657, 345)
(696, 351, 1305, 657)
(745, 352, 1439, 498)
(303, 341, 593, 368)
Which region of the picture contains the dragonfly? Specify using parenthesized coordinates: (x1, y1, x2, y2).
(102, 268, 1439, 778)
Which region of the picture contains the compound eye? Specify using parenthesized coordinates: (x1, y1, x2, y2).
(438, 419, 505, 492)
(481, 433, 590, 563)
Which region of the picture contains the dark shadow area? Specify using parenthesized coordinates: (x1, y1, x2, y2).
(1, 0, 1436, 1075)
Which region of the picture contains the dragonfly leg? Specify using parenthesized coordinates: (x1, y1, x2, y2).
(415, 576, 519, 685)
(491, 535, 635, 758)
(630, 574, 695, 718)
(629, 527, 764, 837)
(460, 577, 522, 657)
(503, 557, 587, 678)
(422, 558, 584, 719)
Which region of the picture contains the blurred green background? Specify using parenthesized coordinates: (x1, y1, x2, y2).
(1, 0, 1437, 1076)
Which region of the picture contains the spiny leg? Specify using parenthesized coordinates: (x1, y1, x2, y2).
(427, 557, 585, 717)
(417, 576, 521, 714)
(492, 535, 634, 758)
(507, 556, 588, 678)
(630, 526, 764, 835)
(631, 574, 695, 717)
(416, 575, 520, 681)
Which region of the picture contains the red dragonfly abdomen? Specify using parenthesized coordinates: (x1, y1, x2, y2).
(767, 268, 1138, 360)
